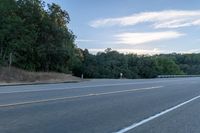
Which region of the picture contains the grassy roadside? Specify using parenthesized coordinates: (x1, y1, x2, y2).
(0, 67, 82, 85)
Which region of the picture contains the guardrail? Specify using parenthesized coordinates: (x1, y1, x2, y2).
(157, 75, 200, 78)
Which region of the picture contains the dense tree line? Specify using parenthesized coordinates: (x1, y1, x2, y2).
(157, 54, 200, 75)
(1, 0, 200, 79)
(74, 49, 200, 78)
(0, 0, 80, 72)
(74, 49, 184, 78)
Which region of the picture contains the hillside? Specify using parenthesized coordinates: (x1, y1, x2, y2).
(0, 67, 81, 84)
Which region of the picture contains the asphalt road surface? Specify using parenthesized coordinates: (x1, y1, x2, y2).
(0, 78, 200, 133)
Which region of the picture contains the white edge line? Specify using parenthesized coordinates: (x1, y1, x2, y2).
(114, 94, 200, 133)
(0, 86, 163, 108)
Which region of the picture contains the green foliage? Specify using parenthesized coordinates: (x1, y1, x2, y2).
(73, 48, 200, 79)
(0, 0, 77, 72)
(155, 56, 184, 75)
(1, 0, 199, 78)
(74, 49, 184, 79)
(158, 54, 200, 75)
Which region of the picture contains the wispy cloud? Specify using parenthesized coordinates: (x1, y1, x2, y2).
(114, 31, 184, 45)
(88, 48, 162, 55)
(90, 10, 200, 29)
(186, 49, 200, 53)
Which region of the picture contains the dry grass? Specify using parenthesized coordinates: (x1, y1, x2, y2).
(0, 67, 80, 83)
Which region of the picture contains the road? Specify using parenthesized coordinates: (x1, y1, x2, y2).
(0, 78, 200, 133)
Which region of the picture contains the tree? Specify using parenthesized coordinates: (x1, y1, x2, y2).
(155, 56, 184, 75)
(0, 0, 77, 73)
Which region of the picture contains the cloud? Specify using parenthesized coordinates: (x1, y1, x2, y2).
(114, 31, 184, 45)
(90, 10, 200, 29)
(186, 49, 200, 53)
(88, 48, 162, 55)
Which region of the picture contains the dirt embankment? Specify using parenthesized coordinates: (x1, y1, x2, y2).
(0, 67, 81, 84)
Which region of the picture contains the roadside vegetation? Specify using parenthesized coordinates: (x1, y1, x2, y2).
(1, 0, 200, 79)
(76, 49, 200, 78)
(0, 67, 80, 83)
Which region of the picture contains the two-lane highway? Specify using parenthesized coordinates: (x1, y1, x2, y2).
(0, 78, 200, 133)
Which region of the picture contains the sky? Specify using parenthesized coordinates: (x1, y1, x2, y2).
(44, 0, 200, 55)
